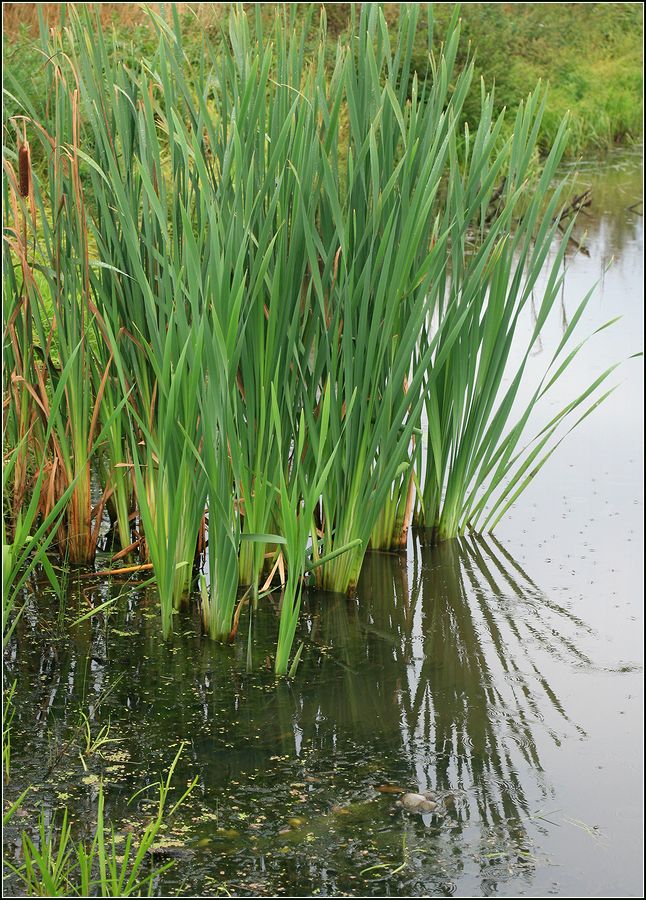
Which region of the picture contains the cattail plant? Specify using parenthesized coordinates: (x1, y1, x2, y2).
(414, 88, 617, 539)
(3, 131, 36, 523)
(18, 141, 31, 199)
(2, 2, 617, 661)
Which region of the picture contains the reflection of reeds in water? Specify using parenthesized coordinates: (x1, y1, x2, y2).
(282, 535, 595, 892)
(299, 534, 591, 833)
(405, 533, 590, 828)
(561, 151, 643, 266)
(296, 554, 414, 744)
(6, 539, 596, 894)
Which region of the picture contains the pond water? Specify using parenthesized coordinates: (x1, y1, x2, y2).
(3, 147, 643, 897)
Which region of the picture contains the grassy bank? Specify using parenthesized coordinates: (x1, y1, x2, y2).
(427, 2, 644, 156)
(3, 2, 643, 158)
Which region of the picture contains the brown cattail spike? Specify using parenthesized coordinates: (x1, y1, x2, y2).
(18, 141, 31, 198)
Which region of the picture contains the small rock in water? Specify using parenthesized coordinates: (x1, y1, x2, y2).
(397, 792, 439, 814)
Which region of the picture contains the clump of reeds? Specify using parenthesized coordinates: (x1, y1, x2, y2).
(2, 3, 616, 672)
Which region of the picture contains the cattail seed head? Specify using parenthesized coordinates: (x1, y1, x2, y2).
(18, 142, 31, 198)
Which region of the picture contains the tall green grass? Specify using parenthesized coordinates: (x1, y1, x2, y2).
(413, 89, 618, 538)
(2, 3, 616, 668)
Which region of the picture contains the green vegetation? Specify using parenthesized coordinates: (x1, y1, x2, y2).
(3, 3, 642, 160)
(2, 371, 83, 647)
(3, 744, 197, 897)
(427, 2, 643, 156)
(2, 3, 619, 673)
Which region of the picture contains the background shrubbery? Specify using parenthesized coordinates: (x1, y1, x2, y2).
(4, 2, 643, 159)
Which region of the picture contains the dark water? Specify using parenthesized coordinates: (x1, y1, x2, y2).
(3, 148, 643, 897)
